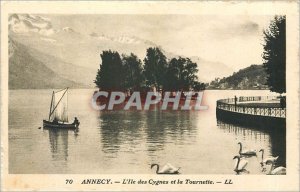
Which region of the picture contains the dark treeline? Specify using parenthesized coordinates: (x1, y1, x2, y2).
(262, 15, 286, 94)
(94, 47, 205, 94)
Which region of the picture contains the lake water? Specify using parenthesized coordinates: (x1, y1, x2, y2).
(9, 89, 285, 174)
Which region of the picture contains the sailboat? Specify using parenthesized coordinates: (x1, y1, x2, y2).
(43, 88, 79, 129)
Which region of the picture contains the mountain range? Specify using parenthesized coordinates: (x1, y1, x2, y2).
(9, 14, 237, 89)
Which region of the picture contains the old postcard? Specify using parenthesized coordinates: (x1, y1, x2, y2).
(1, 1, 299, 191)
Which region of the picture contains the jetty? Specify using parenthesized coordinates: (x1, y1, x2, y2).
(216, 96, 286, 128)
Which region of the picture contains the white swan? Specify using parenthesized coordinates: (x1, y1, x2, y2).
(233, 155, 248, 173)
(151, 163, 180, 174)
(265, 160, 286, 175)
(238, 142, 256, 156)
(259, 149, 278, 166)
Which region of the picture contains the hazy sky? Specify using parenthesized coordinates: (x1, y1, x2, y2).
(48, 14, 274, 70)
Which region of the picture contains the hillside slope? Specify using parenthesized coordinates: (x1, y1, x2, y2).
(208, 64, 268, 89)
(26, 45, 95, 88)
(9, 37, 84, 89)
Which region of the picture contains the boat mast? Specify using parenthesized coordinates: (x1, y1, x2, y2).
(48, 91, 54, 121)
(65, 87, 68, 123)
(49, 88, 69, 119)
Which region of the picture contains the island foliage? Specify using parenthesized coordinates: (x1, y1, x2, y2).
(94, 47, 205, 94)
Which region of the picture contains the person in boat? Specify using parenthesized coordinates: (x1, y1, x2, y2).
(53, 117, 59, 124)
(73, 117, 80, 126)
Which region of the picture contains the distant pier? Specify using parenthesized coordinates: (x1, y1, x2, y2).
(216, 96, 286, 128)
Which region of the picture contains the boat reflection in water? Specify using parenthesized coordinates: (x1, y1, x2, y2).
(217, 119, 286, 168)
(45, 128, 79, 162)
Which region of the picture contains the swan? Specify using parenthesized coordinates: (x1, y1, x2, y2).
(238, 142, 256, 156)
(259, 149, 278, 166)
(151, 163, 180, 174)
(233, 155, 249, 173)
(265, 160, 286, 175)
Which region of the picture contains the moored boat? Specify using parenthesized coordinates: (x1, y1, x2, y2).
(43, 88, 79, 129)
(43, 120, 78, 129)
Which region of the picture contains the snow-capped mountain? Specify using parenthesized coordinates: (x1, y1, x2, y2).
(8, 14, 233, 88)
(62, 27, 75, 33)
(112, 35, 142, 44)
(89, 32, 112, 41)
(89, 32, 156, 46)
(9, 14, 56, 36)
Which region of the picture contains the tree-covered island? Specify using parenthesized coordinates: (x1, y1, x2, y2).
(94, 47, 205, 98)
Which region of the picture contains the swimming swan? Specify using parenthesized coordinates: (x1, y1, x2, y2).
(238, 142, 256, 156)
(265, 160, 286, 175)
(259, 149, 278, 166)
(233, 155, 248, 173)
(151, 163, 180, 174)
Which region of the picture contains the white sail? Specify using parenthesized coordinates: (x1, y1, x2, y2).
(49, 88, 68, 122)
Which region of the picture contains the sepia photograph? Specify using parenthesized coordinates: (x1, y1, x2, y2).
(1, 1, 299, 191)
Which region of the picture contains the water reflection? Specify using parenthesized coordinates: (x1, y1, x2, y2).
(45, 128, 69, 161)
(217, 120, 269, 141)
(98, 110, 198, 157)
(217, 120, 286, 167)
(98, 111, 144, 155)
(144, 110, 197, 154)
(145, 111, 167, 153)
(10, 89, 287, 174)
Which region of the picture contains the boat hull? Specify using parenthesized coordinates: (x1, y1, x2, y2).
(43, 120, 78, 129)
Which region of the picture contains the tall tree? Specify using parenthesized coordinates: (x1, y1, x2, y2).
(165, 57, 200, 91)
(164, 58, 181, 91)
(180, 57, 198, 91)
(262, 15, 286, 94)
(122, 53, 144, 92)
(94, 50, 124, 91)
(143, 47, 168, 91)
